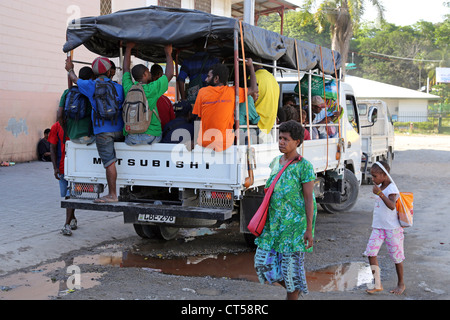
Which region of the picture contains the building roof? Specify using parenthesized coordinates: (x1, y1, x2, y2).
(231, 0, 298, 19)
(345, 75, 440, 100)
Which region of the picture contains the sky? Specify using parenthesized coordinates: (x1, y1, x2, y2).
(362, 0, 449, 26)
(289, 0, 449, 26)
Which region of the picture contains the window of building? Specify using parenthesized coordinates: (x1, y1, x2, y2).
(158, 0, 182, 8)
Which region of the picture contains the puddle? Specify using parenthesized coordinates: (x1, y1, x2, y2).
(0, 246, 373, 299)
(0, 261, 103, 300)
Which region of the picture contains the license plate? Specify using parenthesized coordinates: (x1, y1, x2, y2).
(137, 213, 176, 224)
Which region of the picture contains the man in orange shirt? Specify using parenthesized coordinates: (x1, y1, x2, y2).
(193, 59, 257, 151)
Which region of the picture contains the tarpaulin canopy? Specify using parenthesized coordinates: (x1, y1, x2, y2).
(63, 6, 341, 75)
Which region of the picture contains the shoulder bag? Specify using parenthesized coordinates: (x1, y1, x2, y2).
(248, 155, 302, 236)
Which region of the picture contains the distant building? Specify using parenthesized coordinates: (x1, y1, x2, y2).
(346, 76, 440, 122)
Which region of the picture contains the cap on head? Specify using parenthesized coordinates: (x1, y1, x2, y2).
(92, 57, 112, 75)
(312, 96, 325, 107)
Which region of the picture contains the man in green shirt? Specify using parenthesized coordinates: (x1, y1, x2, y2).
(122, 42, 174, 145)
(57, 67, 95, 144)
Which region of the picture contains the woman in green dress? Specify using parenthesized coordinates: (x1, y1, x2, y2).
(254, 120, 317, 300)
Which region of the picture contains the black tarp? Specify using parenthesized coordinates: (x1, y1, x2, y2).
(63, 6, 341, 75)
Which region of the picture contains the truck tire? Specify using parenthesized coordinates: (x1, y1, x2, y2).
(133, 224, 149, 238)
(243, 233, 257, 248)
(321, 169, 359, 214)
(133, 224, 179, 240)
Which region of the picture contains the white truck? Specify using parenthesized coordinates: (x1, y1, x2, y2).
(61, 6, 368, 245)
(358, 99, 395, 184)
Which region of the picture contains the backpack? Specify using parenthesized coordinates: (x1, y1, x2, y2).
(93, 79, 121, 126)
(64, 86, 89, 120)
(122, 83, 153, 134)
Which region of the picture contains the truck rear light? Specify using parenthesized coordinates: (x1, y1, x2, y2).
(199, 190, 233, 209)
(70, 183, 104, 199)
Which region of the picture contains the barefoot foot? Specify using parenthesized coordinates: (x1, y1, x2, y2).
(366, 287, 383, 294)
(390, 284, 405, 295)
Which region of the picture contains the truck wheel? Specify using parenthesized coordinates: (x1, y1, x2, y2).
(243, 233, 257, 248)
(133, 224, 179, 240)
(133, 224, 148, 238)
(159, 226, 179, 240)
(321, 169, 359, 214)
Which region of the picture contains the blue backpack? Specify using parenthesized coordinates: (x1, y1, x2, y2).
(64, 86, 89, 120)
(93, 79, 121, 126)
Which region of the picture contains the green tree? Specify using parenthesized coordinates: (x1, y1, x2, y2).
(351, 20, 447, 90)
(302, 0, 385, 74)
(257, 10, 331, 47)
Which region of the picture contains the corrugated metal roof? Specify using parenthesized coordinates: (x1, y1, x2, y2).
(345, 76, 440, 100)
(231, 0, 298, 19)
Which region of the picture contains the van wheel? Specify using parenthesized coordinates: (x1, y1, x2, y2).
(321, 169, 359, 214)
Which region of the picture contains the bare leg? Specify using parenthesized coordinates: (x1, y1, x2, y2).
(279, 281, 300, 300)
(65, 208, 75, 225)
(105, 162, 118, 199)
(367, 256, 383, 294)
(390, 262, 405, 295)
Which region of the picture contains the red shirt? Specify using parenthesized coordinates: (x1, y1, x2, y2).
(48, 122, 69, 174)
(157, 95, 175, 130)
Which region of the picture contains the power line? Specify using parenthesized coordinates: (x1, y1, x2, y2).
(369, 52, 442, 62)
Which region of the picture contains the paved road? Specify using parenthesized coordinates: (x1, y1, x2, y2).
(1, 135, 449, 301)
(0, 161, 136, 276)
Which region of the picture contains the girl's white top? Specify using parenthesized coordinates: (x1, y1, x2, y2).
(372, 182, 400, 229)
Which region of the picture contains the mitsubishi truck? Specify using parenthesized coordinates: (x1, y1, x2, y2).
(62, 6, 365, 245)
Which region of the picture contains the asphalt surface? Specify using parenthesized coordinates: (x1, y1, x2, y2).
(0, 160, 136, 276)
(1, 135, 449, 304)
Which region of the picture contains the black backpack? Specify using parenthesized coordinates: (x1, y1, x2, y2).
(93, 79, 121, 126)
(64, 86, 89, 121)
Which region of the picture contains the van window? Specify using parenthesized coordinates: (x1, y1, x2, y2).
(346, 95, 359, 133)
(358, 103, 367, 115)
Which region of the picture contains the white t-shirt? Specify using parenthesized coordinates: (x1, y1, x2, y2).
(372, 183, 400, 229)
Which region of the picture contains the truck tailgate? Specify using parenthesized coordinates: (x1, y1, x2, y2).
(64, 141, 244, 191)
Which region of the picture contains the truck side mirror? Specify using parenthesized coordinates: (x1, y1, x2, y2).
(368, 106, 378, 124)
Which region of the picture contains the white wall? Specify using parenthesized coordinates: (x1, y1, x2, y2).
(398, 99, 428, 122)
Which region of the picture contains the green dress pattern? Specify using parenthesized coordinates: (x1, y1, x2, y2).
(255, 155, 317, 253)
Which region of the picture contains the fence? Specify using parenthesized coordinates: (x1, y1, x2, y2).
(393, 112, 450, 134)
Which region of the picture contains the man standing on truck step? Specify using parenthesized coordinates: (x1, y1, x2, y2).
(121, 42, 174, 145)
(65, 56, 125, 203)
(192, 60, 258, 152)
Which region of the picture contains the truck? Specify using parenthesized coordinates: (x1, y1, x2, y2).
(61, 6, 368, 245)
(358, 99, 395, 184)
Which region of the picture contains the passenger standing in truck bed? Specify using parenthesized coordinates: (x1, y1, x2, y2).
(65, 56, 124, 204)
(192, 60, 257, 152)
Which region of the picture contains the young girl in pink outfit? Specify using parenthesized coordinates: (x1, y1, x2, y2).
(364, 161, 406, 295)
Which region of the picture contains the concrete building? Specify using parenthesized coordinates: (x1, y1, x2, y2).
(346, 75, 440, 122)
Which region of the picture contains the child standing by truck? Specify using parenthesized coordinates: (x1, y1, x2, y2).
(363, 161, 406, 295)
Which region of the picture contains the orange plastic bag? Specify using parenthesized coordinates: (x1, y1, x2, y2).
(396, 192, 414, 228)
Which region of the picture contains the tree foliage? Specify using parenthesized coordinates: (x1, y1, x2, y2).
(256, 7, 449, 104)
